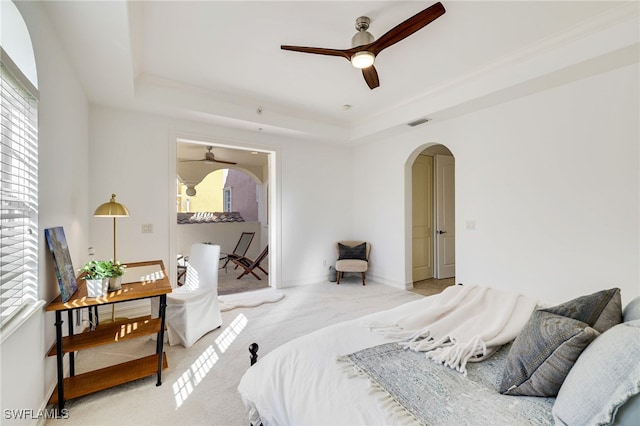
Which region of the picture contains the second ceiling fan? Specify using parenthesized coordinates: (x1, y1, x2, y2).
(180, 146, 237, 165)
(281, 2, 446, 90)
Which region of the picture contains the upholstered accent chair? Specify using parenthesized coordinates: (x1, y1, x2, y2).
(153, 243, 223, 348)
(335, 240, 370, 285)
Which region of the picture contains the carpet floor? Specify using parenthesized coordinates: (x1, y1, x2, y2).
(216, 264, 269, 295)
(45, 277, 433, 426)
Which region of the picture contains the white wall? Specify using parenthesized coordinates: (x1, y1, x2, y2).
(354, 63, 639, 305)
(88, 105, 354, 287)
(2, 1, 90, 423)
(5, 2, 637, 421)
(176, 221, 261, 260)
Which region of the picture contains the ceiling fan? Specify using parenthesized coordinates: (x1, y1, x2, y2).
(180, 146, 237, 165)
(281, 2, 445, 90)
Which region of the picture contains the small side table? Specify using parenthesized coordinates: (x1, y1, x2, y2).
(45, 260, 172, 411)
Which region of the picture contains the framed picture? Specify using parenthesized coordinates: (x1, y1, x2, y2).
(44, 227, 78, 302)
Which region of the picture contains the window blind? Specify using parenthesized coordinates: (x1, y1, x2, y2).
(0, 51, 39, 328)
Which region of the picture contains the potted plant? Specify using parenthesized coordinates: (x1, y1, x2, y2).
(106, 260, 126, 291)
(80, 260, 110, 297)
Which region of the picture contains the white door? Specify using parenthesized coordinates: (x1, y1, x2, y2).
(435, 154, 455, 278)
(412, 155, 433, 281)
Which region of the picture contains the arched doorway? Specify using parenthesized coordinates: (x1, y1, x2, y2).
(410, 144, 455, 290)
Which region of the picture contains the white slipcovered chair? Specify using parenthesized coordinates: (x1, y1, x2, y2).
(154, 243, 223, 348)
(335, 240, 370, 286)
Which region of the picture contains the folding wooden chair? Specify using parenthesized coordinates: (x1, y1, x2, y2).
(222, 231, 255, 270)
(230, 246, 268, 280)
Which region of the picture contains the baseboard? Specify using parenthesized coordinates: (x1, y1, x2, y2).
(281, 274, 412, 291)
(368, 274, 412, 290)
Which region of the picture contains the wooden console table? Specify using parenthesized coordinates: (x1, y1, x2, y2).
(45, 260, 172, 411)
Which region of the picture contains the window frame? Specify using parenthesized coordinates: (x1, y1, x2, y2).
(223, 187, 232, 212)
(0, 46, 41, 339)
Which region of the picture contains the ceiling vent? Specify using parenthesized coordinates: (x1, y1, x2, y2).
(407, 118, 431, 127)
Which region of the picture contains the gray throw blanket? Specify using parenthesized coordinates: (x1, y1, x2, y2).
(340, 342, 554, 426)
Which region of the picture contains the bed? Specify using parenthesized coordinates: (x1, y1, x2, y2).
(238, 285, 640, 426)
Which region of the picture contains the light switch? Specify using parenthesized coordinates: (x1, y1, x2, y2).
(465, 220, 476, 231)
(142, 224, 153, 234)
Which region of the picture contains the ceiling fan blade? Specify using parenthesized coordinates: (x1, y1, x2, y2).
(179, 159, 205, 162)
(205, 152, 237, 165)
(281, 45, 351, 61)
(212, 159, 237, 165)
(369, 2, 445, 55)
(362, 66, 380, 90)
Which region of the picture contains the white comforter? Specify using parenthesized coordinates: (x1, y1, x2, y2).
(237, 296, 443, 426)
(237, 286, 543, 426)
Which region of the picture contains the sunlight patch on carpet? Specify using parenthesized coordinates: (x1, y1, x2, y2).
(173, 314, 248, 408)
(173, 345, 219, 408)
(216, 313, 248, 353)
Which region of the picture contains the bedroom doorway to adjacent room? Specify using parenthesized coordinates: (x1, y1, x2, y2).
(411, 144, 455, 292)
(171, 137, 277, 294)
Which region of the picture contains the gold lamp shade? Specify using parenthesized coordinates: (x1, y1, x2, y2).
(94, 194, 129, 262)
(94, 193, 130, 217)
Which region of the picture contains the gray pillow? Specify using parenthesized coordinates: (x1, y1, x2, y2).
(338, 242, 367, 261)
(544, 287, 622, 333)
(553, 319, 640, 425)
(500, 288, 622, 397)
(499, 310, 599, 396)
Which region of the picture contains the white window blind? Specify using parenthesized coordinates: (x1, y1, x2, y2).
(0, 50, 39, 328)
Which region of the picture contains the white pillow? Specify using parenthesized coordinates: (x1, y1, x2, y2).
(553, 319, 640, 425)
(623, 296, 640, 322)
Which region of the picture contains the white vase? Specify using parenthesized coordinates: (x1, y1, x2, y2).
(86, 278, 108, 298)
(108, 276, 122, 291)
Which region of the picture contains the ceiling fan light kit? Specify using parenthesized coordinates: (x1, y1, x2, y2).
(351, 51, 375, 69)
(351, 16, 375, 69)
(281, 2, 446, 89)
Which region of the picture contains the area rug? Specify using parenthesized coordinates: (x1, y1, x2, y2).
(219, 288, 285, 311)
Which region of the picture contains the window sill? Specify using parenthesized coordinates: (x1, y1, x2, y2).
(0, 300, 46, 345)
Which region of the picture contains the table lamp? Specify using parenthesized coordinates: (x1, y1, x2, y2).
(94, 193, 129, 261)
(94, 193, 129, 322)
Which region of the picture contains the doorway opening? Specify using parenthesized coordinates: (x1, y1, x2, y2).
(169, 136, 279, 294)
(409, 144, 455, 295)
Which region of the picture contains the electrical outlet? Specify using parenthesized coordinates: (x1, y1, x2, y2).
(323, 259, 327, 267)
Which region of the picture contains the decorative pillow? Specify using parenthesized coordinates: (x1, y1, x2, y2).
(623, 296, 640, 322)
(338, 243, 367, 261)
(544, 287, 622, 333)
(499, 310, 599, 396)
(500, 288, 622, 397)
(553, 319, 640, 425)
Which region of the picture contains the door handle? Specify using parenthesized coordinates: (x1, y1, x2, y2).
(437, 230, 447, 234)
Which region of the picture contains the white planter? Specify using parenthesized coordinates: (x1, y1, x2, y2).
(86, 278, 108, 298)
